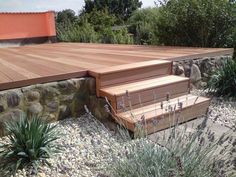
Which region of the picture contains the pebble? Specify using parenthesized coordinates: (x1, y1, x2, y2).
(0, 89, 235, 176)
(7, 115, 123, 177)
(192, 89, 236, 129)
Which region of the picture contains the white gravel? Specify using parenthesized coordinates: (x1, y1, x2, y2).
(13, 115, 125, 177)
(0, 89, 235, 177)
(192, 89, 236, 130)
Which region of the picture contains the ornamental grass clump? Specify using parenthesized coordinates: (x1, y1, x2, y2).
(207, 59, 236, 98)
(0, 114, 59, 176)
(108, 118, 235, 177)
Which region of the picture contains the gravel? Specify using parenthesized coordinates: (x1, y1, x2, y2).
(0, 89, 235, 177)
(192, 89, 236, 130)
(5, 114, 125, 177)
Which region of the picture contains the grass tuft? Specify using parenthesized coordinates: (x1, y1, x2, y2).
(0, 114, 59, 176)
(207, 59, 236, 98)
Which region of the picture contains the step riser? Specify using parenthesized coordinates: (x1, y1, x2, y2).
(116, 92, 188, 113)
(117, 99, 210, 134)
(109, 80, 190, 111)
(98, 63, 172, 89)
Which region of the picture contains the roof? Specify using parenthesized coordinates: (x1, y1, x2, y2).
(0, 11, 54, 14)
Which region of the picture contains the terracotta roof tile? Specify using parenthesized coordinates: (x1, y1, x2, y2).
(0, 11, 54, 14)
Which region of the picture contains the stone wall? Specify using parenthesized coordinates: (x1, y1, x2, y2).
(0, 55, 232, 136)
(0, 77, 109, 136)
(173, 56, 232, 88)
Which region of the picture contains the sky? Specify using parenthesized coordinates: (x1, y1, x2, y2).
(0, 0, 156, 13)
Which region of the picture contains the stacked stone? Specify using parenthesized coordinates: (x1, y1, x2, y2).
(173, 56, 232, 88)
(0, 77, 109, 136)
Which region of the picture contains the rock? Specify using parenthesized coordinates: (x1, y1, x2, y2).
(190, 64, 202, 84)
(0, 105, 4, 113)
(39, 86, 60, 100)
(11, 109, 24, 118)
(200, 81, 207, 88)
(58, 80, 76, 93)
(71, 78, 86, 90)
(46, 100, 59, 113)
(174, 64, 185, 76)
(27, 91, 40, 102)
(42, 82, 58, 88)
(0, 95, 7, 113)
(21, 85, 36, 93)
(202, 73, 209, 78)
(0, 109, 24, 136)
(184, 64, 191, 77)
(89, 96, 110, 120)
(59, 105, 71, 120)
(199, 58, 215, 75)
(0, 109, 24, 125)
(28, 102, 43, 115)
(38, 172, 46, 177)
(60, 94, 74, 104)
(47, 114, 57, 122)
(86, 78, 96, 95)
(6, 91, 21, 108)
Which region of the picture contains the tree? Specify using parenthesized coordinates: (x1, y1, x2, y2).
(80, 9, 117, 32)
(83, 0, 142, 22)
(56, 9, 78, 25)
(155, 0, 236, 48)
(129, 8, 160, 45)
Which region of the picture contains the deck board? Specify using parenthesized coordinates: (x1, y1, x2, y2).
(0, 42, 233, 90)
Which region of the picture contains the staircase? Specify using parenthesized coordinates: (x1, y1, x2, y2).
(89, 60, 210, 134)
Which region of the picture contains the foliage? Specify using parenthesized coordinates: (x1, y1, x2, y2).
(207, 59, 236, 98)
(80, 9, 117, 32)
(57, 21, 99, 43)
(155, 0, 236, 48)
(0, 114, 59, 176)
(100, 28, 133, 44)
(108, 118, 235, 177)
(55, 1, 236, 49)
(83, 0, 142, 22)
(56, 9, 78, 27)
(57, 8, 133, 44)
(129, 8, 159, 45)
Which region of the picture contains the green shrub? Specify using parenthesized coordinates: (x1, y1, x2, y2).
(100, 28, 133, 44)
(156, 0, 236, 48)
(57, 22, 99, 43)
(207, 59, 236, 98)
(108, 118, 235, 177)
(0, 114, 59, 176)
(129, 8, 159, 45)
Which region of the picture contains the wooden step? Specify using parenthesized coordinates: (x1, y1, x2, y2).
(100, 75, 190, 112)
(116, 94, 210, 134)
(89, 60, 172, 95)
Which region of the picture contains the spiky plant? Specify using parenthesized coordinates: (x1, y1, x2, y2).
(0, 114, 59, 176)
(207, 59, 236, 98)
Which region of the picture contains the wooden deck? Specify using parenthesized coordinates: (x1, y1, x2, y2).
(0, 42, 233, 90)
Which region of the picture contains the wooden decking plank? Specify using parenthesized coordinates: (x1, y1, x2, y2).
(0, 70, 88, 91)
(90, 60, 171, 75)
(118, 94, 209, 122)
(0, 58, 39, 79)
(100, 75, 188, 95)
(0, 43, 233, 90)
(26, 54, 108, 69)
(0, 52, 64, 76)
(20, 46, 157, 64)
(0, 70, 13, 83)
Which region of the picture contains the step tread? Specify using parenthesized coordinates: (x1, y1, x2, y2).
(89, 60, 171, 76)
(100, 75, 189, 96)
(117, 94, 210, 123)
